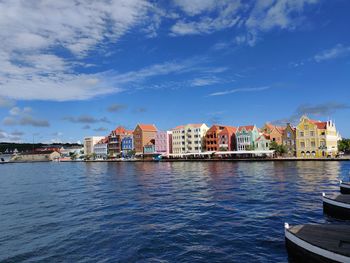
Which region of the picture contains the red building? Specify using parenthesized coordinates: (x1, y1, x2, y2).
(218, 126, 237, 151)
(206, 125, 237, 151)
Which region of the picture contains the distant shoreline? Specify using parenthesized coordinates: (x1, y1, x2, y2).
(2, 157, 350, 164)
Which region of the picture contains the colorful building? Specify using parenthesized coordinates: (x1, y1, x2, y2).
(218, 126, 237, 151)
(108, 126, 132, 158)
(172, 123, 209, 154)
(84, 136, 105, 156)
(255, 134, 271, 151)
(133, 124, 158, 154)
(155, 131, 172, 156)
(261, 123, 285, 145)
(205, 125, 226, 151)
(236, 125, 260, 151)
(296, 115, 340, 158)
(282, 123, 296, 157)
(94, 137, 109, 160)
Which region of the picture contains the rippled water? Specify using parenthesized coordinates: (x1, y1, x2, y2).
(0, 161, 349, 262)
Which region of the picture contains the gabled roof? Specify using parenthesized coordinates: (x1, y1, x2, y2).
(256, 134, 270, 141)
(238, 125, 255, 132)
(309, 119, 327, 129)
(137, 124, 157, 132)
(114, 126, 127, 134)
(218, 126, 237, 135)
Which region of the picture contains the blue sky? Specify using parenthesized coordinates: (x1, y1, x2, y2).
(0, 0, 350, 143)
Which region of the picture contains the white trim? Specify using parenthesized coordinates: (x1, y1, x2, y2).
(323, 196, 350, 209)
(285, 226, 350, 263)
(340, 183, 350, 189)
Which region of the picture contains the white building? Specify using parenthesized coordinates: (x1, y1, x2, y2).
(84, 136, 104, 156)
(171, 123, 209, 155)
(93, 137, 108, 160)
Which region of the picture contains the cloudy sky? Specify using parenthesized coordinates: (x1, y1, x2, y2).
(0, 0, 349, 143)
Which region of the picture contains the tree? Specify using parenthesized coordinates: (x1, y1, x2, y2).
(338, 139, 350, 153)
(269, 141, 287, 156)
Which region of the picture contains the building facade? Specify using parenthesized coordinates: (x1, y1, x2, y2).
(94, 137, 109, 160)
(261, 123, 285, 145)
(121, 136, 133, 152)
(155, 131, 172, 156)
(108, 126, 132, 158)
(236, 125, 260, 151)
(133, 124, 158, 154)
(84, 136, 105, 156)
(205, 125, 226, 151)
(255, 134, 271, 151)
(296, 115, 339, 158)
(218, 126, 237, 151)
(172, 123, 209, 154)
(282, 123, 296, 157)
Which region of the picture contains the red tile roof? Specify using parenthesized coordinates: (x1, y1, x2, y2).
(138, 124, 157, 132)
(238, 125, 255, 132)
(218, 126, 237, 135)
(114, 126, 127, 134)
(309, 120, 327, 129)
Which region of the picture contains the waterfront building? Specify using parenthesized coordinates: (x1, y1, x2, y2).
(282, 123, 297, 157)
(172, 123, 209, 154)
(12, 150, 61, 162)
(121, 135, 133, 155)
(133, 124, 158, 154)
(218, 126, 237, 151)
(236, 125, 260, 151)
(108, 126, 132, 158)
(143, 141, 156, 154)
(261, 123, 285, 145)
(205, 125, 227, 151)
(84, 136, 104, 156)
(60, 146, 84, 159)
(296, 115, 340, 158)
(94, 137, 109, 160)
(255, 134, 271, 151)
(155, 131, 172, 156)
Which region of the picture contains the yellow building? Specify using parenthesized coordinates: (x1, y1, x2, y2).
(296, 115, 340, 158)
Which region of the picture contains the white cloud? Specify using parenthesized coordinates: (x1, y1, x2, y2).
(209, 86, 270, 96)
(170, 0, 319, 46)
(170, 1, 243, 36)
(173, 0, 218, 16)
(0, 0, 153, 101)
(314, 44, 350, 62)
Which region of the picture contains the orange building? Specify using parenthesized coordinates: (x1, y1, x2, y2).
(133, 124, 158, 154)
(261, 123, 285, 145)
(206, 125, 237, 151)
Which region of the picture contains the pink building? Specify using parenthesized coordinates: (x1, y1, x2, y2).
(155, 131, 172, 156)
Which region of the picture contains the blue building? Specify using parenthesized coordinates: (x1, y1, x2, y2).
(121, 136, 133, 157)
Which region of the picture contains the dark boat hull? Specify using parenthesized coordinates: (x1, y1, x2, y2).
(285, 224, 350, 263)
(323, 197, 350, 220)
(340, 183, 350, 194)
(285, 238, 339, 263)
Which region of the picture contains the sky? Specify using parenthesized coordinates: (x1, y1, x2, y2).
(0, 0, 350, 143)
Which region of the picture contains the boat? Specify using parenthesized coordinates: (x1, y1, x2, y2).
(340, 180, 350, 194)
(323, 193, 350, 219)
(285, 223, 350, 263)
(0, 154, 13, 163)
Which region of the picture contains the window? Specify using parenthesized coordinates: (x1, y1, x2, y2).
(300, 142, 305, 148)
(311, 141, 316, 147)
(300, 132, 304, 137)
(310, 131, 315, 137)
(304, 125, 309, 130)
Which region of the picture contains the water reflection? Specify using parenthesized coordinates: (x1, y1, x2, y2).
(0, 161, 349, 262)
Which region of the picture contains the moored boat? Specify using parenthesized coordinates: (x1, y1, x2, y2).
(323, 193, 350, 219)
(285, 223, 350, 263)
(0, 154, 13, 163)
(340, 180, 350, 194)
